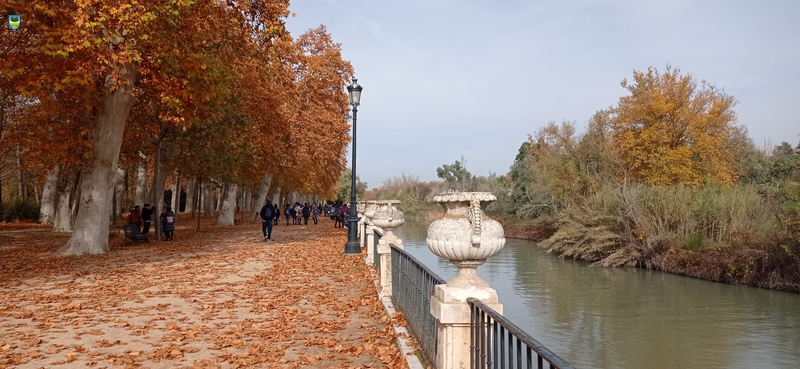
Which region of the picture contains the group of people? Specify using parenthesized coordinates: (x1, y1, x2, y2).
(258, 201, 325, 241)
(126, 204, 176, 241)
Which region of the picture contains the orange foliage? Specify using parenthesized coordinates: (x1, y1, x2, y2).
(612, 65, 739, 185)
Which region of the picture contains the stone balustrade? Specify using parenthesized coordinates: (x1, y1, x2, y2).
(359, 193, 510, 369)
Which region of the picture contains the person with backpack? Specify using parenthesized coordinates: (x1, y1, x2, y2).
(312, 204, 320, 225)
(284, 204, 291, 226)
(290, 205, 298, 225)
(260, 199, 276, 241)
(160, 206, 176, 241)
(302, 203, 311, 225)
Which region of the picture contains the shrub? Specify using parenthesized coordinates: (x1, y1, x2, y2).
(2, 198, 40, 222)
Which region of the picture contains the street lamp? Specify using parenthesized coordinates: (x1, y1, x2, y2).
(344, 78, 363, 255)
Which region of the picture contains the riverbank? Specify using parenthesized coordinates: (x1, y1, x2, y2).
(416, 209, 800, 293)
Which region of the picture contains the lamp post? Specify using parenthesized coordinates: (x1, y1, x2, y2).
(344, 78, 363, 255)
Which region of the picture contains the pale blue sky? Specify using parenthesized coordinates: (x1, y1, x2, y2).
(285, 0, 800, 189)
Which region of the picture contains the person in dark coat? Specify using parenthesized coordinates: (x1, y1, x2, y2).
(302, 203, 311, 225)
(141, 204, 154, 235)
(160, 206, 176, 241)
(260, 199, 276, 241)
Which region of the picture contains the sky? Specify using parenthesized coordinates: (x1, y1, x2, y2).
(284, 0, 800, 189)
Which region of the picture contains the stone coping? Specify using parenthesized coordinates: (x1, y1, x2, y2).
(432, 192, 496, 202)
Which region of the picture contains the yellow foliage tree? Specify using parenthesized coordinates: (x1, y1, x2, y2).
(612, 65, 739, 185)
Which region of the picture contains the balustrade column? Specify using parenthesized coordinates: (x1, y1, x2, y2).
(427, 192, 505, 369)
(357, 201, 366, 248)
(363, 201, 377, 265)
(371, 200, 404, 296)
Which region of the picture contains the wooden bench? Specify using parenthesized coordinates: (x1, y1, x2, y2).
(123, 224, 149, 244)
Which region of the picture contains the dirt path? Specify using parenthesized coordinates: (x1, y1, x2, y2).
(0, 218, 407, 368)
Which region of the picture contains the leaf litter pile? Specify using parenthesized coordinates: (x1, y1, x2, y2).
(0, 219, 409, 368)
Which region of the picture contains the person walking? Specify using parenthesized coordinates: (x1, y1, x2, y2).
(312, 204, 320, 225)
(290, 205, 298, 225)
(160, 206, 176, 241)
(302, 203, 311, 225)
(273, 202, 280, 226)
(141, 204, 154, 235)
(260, 199, 276, 241)
(284, 204, 291, 226)
(342, 204, 350, 230)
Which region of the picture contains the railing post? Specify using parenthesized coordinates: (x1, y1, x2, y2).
(364, 201, 377, 265)
(427, 192, 505, 369)
(371, 200, 404, 296)
(357, 201, 366, 248)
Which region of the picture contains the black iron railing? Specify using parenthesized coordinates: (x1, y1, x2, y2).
(468, 298, 574, 369)
(373, 228, 383, 269)
(391, 245, 447, 367)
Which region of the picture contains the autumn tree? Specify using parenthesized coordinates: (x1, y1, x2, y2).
(612, 65, 739, 185)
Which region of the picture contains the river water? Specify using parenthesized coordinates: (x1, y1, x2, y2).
(394, 219, 800, 369)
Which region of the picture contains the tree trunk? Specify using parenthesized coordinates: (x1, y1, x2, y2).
(216, 183, 237, 226)
(185, 179, 196, 214)
(15, 146, 24, 199)
(243, 191, 251, 213)
(151, 139, 169, 238)
(53, 171, 77, 233)
(204, 184, 215, 216)
(135, 157, 148, 207)
(171, 175, 180, 218)
(60, 63, 139, 255)
(215, 186, 223, 212)
(115, 168, 124, 218)
(195, 178, 202, 231)
(250, 175, 272, 219)
(39, 164, 60, 224)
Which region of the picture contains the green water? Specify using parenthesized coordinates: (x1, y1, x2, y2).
(395, 219, 800, 369)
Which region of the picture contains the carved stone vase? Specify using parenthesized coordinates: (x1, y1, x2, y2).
(371, 200, 404, 246)
(364, 201, 378, 225)
(426, 192, 505, 288)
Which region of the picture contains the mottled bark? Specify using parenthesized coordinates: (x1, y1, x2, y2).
(203, 184, 215, 216)
(250, 175, 272, 219)
(114, 168, 124, 218)
(60, 63, 139, 255)
(215, 183, 237, 226)
(135, 157, 148, 207)
(53, 171, 77, 233)
(184, 179, 196, 214)
(39, 164, 60, 224)
(151, 139, 170, 237)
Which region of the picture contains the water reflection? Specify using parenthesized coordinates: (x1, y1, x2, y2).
(396, 219, 800, 369)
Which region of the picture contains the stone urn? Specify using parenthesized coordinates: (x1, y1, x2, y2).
(364, 201, 378, 225)
(427, 192, 505, 288)
(371, 200, 404, 246)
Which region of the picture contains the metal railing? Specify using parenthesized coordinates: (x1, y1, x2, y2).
(373, 228, 383, 269)
(391, 245, 447, 367)
(468, 298, 574, 369)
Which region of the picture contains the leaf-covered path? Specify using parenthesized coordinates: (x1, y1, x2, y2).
(0, 218, 407, 368)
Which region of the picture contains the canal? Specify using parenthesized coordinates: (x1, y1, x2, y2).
(395, 219, 800, 369)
